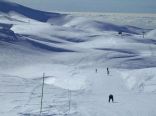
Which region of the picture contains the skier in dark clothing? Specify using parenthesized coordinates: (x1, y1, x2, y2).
(118, 31, 123, 39)
(107, 67, 109, 75)
(118, 31, 122, 35)
(96, 69, 97, 73)
(109, 94, 114, 103)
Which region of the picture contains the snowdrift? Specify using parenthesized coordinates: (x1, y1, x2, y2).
(0, 1, 156, 116)
(0, 23, 18, 41)
(146, 29, 156, 38)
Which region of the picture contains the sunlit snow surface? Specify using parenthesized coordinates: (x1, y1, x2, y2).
(0, 1, 156, 116)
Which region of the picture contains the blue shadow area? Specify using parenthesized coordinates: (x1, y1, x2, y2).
(0, 1, 65, 22)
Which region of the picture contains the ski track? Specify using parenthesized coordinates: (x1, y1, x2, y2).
(1, 67, 156, 116)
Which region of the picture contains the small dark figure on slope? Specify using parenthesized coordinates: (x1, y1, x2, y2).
(96, 69, 97, 73)
(109, 94, 114, 103)
(107, 67, 109, 75)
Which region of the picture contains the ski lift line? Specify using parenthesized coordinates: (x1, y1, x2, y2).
(40, 73, 45, 114)
(68, 89, 71, 114)
(23, 83, 42, 107)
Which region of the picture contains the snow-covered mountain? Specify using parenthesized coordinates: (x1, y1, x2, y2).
(0, 1, 156, 116)
(0, 0, 64, 22)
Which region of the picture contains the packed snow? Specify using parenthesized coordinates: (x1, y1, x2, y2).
(0, 1, 156, 116)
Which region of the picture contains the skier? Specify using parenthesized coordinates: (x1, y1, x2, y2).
(142, 31, 145, 38)
(118, 31, 122, 35)
(109, 94, 114, 103)
(118, 31, 123, 39)
(107, 67, 109, 75)
(96, 69, 97, 73)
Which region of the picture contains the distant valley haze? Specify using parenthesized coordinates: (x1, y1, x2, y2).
(7, 0, 156, 13)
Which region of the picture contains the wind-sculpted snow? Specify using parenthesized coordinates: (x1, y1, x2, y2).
(89, 21, 144, 34)
(0, 0, 65, 22)
(0, 23, 18, 41)
(64, 17, 146, 34)
(25, 39, 75, 52)
(96, 48, 136, 55)
(0, 1, 156, 116)
(0, 23, 12, 29)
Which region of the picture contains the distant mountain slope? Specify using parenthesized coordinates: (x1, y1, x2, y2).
(0, 0, 65, 22)
(0, 0, 155, 70)
(63, 17, 146, 34)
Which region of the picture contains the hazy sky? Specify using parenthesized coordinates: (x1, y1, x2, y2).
(7, 0, 156, 13)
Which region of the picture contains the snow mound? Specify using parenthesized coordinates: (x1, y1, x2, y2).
(146, 29, 156, 38)
(121, 68, 156, 92)
(45, 76, 86, 90)
(0, 23, 18, 41)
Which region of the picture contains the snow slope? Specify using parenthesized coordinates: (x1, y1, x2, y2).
(0, 0, 64, 22)
(0, 1, 156, 116)
(65, 12, 156, 29)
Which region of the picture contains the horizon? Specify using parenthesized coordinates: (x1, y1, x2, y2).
(52, 11, 156, 15)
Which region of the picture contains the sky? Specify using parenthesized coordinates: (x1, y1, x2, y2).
(7, 0, 156, 13)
